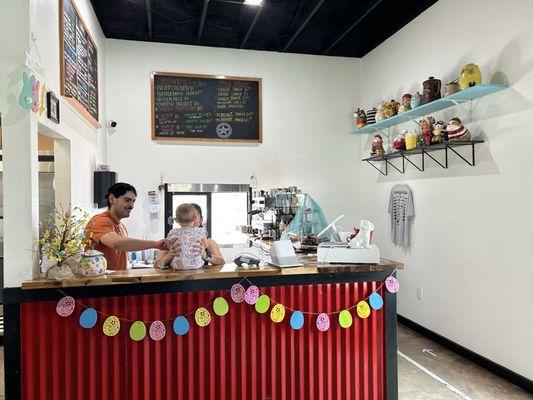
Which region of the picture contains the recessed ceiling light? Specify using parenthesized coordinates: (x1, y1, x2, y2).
(216, 75, 226, 79)
(244, 0, 262, 6)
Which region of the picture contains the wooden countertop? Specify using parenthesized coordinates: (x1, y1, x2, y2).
(21, 257, 403, 290)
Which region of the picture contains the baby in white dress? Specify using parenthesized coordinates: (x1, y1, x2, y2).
(167, 204, 206, 270)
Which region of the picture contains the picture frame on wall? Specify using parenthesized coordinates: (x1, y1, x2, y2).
(47, 91, 60, 123)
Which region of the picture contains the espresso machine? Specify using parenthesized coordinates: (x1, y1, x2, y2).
(250, 186, 302, 240)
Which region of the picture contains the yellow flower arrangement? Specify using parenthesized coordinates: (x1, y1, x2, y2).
(38, 207, 92, 265)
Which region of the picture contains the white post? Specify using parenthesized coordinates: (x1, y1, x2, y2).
(1, 0, 40, 287)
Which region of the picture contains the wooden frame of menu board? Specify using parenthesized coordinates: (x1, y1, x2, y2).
(59, 0, 101, 129)
(151, 72, 262, 143)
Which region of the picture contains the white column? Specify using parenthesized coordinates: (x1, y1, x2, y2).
(54, 138, 72, 211)
(1, 0, 40, 287)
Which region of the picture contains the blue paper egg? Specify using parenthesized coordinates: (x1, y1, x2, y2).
(173, 316, 189, 336)
(79, 308, 98, 329)
(290, 311, 304, 330)
(369, 292, 384, 310)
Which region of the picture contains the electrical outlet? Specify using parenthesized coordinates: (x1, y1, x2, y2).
(416, 287, 423, 301)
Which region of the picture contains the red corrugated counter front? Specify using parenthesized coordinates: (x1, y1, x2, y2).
(5, 263, 400, 400)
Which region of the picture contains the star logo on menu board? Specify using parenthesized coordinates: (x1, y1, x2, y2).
(216, 122, 233, 138)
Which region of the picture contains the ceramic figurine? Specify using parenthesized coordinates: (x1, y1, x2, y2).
(398, 94, 412, 113)
(375, 101, 386, 122)
(384, 99, 400, 119)
(366, 107, 377, 125)
(422, 76, 441, 104)
(370, 134, 384, 157)
(446, 117, 471, 141)
(354, 108, 367, 128)
(393, 130, 407, 152)
(419, 116, 435, 146)
(444, 79, 461, 96)
(410, 92, 421, 109)
(432, 120, 447, 143)
(459, 63, 482, 90)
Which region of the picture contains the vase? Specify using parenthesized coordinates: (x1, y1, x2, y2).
(46, 263, 75, 280)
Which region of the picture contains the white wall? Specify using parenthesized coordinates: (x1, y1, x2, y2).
(360, 0, 533, 379)
(31, 0, 107, 210)
(1, 0, 107, 286)
(105, 40, 362, 240)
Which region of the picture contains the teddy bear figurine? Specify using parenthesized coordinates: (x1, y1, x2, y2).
(384, 99, 400, 119)
(432, 120, 448, 143)
(419, 117, 435, 146)
(370, 134, 384, 157)
(375, 101, 386, 122)
(446, 117, 471, 141)
(398, 94, 412, 114)
(354, 108, 367, 129)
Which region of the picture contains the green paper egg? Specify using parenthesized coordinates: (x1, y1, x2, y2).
(213, 297, 229, 316)
(339, 310, 353, 328)
(129, 321, 147, 341)
(255, 294, 270, 314)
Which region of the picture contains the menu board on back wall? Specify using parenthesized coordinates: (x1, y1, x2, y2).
(60, 0, 100, 128)
(151, 72, 262, 143)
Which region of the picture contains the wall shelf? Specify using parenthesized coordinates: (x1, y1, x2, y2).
(362, 140, 484, 175)
(354, 84, 508, 134)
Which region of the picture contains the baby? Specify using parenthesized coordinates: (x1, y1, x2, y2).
(167, 203, 206, 270)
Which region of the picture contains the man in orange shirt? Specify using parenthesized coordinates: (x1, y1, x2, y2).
(85, 182, 169, 270)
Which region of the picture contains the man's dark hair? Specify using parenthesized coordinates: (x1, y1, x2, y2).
(106, 182, 137, 208)
(191, 203, 204, 227)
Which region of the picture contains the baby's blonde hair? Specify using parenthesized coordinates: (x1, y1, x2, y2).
(175, 203, 197, 225)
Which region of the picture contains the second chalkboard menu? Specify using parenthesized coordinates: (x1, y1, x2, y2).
(151, 72, 262, 143)
(60, 0, 100, 128)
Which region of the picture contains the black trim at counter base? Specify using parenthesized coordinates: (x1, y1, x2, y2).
(3, 302, 21, 400)
(397, 314, 533, 394)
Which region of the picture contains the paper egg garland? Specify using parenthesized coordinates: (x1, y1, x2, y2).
(173, 316, 189, 336)
(149, 320, 166, 341)
(316, 313, 330, 332)
(79, 308, 97, 329)
(290, 311, 304, 330)
(270, 304, 285, 323)
(245, 285, 259, 305)
(130, 321, 147, 341)
(56, 296, 75, 317)
(369, 292, 384, 310)
(102, 316, 120, 337)
(213, 297, 229, 316)
(339, 310, 353, 328)
(385, 276, 400, 293)
(195, 307, 211, 327)
(230, 284, 246, 303)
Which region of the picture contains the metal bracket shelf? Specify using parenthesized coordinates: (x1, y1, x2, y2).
(362, 140, 483, 175)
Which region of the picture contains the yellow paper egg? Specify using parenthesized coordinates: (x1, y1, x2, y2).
(356, 301, 371, 319)
(195, 307, 212, 327)
(103, 316, 121, 337)
(270, 304, 285, 323)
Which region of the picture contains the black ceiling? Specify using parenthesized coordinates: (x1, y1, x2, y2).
(89, 0, 438, 58)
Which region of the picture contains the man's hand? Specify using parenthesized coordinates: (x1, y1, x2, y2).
(156, 239, 169, 251)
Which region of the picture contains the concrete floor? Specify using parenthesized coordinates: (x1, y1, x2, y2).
(0, 324, 530, 399)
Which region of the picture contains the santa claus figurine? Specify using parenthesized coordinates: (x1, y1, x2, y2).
(446, 117, 471, 141)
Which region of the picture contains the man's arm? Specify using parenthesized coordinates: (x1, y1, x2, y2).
(100, 232, 168, 252)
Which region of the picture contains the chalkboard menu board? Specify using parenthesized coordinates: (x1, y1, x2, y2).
(60, 0, 99, 127)
(151, 72, 262, 143)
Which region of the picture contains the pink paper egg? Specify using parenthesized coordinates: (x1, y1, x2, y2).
(56, 296, 75, 317)
(316, 313, 330, 332)
(245, 285, 259, 305)
(385, 276, 400, 293)
(231, 283, 246, 303)
(149, 320, 166, 341)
